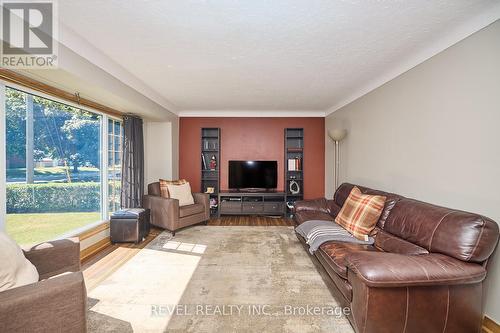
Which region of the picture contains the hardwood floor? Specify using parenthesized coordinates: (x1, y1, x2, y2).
(208, 215, 294, 226)
(82, 228, 162, 290)
(483, 316, 500, 333)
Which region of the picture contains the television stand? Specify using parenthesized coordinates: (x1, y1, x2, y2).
(218, 191, 286, 217)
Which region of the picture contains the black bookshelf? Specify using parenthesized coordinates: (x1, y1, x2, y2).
(201, 128, 220, 217)
(285, 128, 304, 217)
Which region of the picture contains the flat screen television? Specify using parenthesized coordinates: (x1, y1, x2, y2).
(228, 160, 278, 190)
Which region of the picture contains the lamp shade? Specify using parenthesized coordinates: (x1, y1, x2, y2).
(328, 128, 347, 141)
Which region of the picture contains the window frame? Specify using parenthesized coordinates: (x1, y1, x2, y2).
(107, 118, 123, 217)
(0, 81, 123, 236)
(0, 82, 6, 232)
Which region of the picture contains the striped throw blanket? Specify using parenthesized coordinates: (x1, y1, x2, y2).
(295, 220, 374, 254)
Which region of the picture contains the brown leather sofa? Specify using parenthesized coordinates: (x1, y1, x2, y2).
(0, 238, 86, 332)
(143, 182, 210, 235)
(294, 183, 499, 333)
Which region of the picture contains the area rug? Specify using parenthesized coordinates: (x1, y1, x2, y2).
(87, 226, 354, 333)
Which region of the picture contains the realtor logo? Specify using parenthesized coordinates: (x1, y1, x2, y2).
(1, 0, 58, 68)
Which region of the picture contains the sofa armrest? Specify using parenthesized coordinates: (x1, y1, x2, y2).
(345, 252, 486, 287)
(142, 194, 179, 230)
(193, 193, 210, 220)
(0, 272, 87, 332)
(293, 198, 329, 214)
(23, 238, 80, 280)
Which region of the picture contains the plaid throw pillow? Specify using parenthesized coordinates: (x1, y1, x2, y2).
(335, 186, 386, 240)
(159, 179, 187, 198)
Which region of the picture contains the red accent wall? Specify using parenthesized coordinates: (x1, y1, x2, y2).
(179, 117, 325, 199)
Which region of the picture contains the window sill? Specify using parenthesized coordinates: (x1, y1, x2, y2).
(57, 219, 110, 241)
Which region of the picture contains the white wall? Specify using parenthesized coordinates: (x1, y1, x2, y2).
(325, 20, 500, 321)
(144, 121, 174, 187)
(171, 117, 179, 179)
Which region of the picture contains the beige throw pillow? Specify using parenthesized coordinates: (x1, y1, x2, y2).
(0, 232, 39, 292)
(166, 182, 195, 206)
(159, 179, 188, 198)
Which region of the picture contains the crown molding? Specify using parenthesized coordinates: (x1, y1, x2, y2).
(178, 110, 326, 117)
(325, 7, 500, 116)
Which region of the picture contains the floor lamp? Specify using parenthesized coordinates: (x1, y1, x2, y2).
(328, 129, 347, 191)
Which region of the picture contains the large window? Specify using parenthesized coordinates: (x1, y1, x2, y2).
(4, 86, 122, 244)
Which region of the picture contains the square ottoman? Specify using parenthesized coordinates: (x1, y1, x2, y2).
(110, 208, 150, 244)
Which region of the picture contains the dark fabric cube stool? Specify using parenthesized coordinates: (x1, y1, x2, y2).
(110, 208, 150, 244)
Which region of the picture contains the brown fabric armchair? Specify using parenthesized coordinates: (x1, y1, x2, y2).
(0, 238, 87, 333)
(142, 182, 210, 235)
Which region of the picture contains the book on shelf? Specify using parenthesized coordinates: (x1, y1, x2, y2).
(287, 158, 302, 171)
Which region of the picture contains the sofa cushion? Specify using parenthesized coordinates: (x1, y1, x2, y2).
(294, 198, 330, 214)
(294, 210, 334, 225)
(0, 232, 39, 292)
(318, 242, 377, 279)
(166, 182, 195, 206)
(345, 252, 486, 287)
(384, 198, 499, 263)
(179, 203, 204, 218)
(374, 228, 429, 255)
(335, 187, 386, 240)
(316, 248, 353, 301)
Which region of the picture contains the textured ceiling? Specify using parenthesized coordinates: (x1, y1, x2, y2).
(58, 0, 500, 115)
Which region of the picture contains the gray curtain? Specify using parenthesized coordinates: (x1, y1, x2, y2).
(121, 115, 144, 208)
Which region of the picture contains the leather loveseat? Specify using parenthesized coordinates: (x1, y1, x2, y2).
(294, 183, 499, 333)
